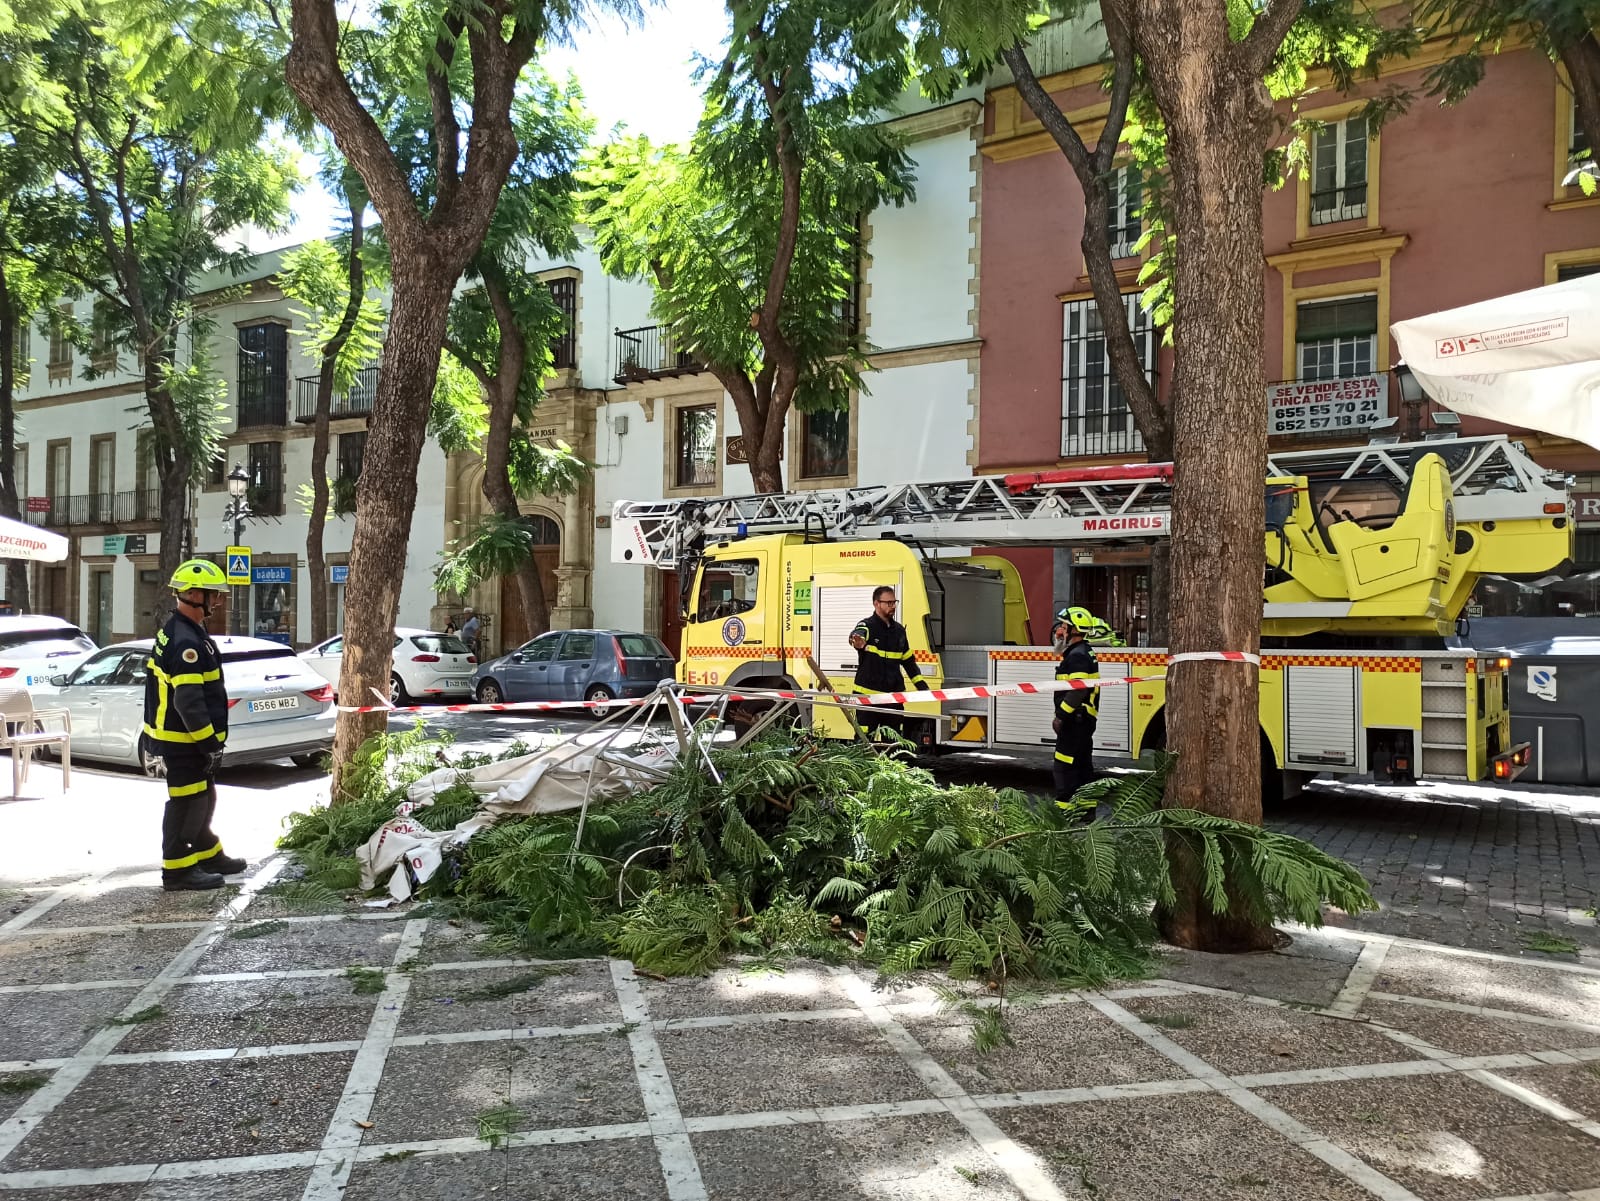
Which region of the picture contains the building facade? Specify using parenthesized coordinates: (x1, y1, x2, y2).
(975, 20, 1600, 641)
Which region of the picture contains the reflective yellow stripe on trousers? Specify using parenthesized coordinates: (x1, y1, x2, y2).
(162, 841, 222, 871)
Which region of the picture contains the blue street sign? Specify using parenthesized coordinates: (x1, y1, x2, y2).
(252, 566, 293, 585)
(330, 565, 349, 585)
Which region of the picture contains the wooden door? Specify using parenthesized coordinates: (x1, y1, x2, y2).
(498, 547, 559, 655)
(658, 569, 683, 657)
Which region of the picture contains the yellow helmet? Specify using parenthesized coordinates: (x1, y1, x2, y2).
(169, 559, 229, 594)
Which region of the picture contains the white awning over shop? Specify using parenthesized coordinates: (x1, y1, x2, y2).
(1391, 273, 1600, 451)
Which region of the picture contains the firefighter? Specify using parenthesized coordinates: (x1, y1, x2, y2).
(1052, 607, 1101, 809)
(143, 560, 247, 891)
(848, 585, 929, 735)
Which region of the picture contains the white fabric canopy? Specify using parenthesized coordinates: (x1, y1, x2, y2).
(1391, 273, 1600, 451)
(0, 515, 67, 563)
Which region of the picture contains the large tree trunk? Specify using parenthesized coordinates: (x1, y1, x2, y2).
(1121, 0, 1297, 952)
(142, 362, 192, 587)
(1561, 33, 1600, 174)
(0, 263, 29, 612)
(329, 265, 455, 796)
(481, 376, 550, 639)
(308, 206, 367, 645)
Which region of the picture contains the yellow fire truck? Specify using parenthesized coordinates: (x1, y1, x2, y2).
(612, 435, 1572, 793)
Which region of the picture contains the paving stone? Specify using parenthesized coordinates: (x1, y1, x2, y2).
(1119, 993, 1419, 1076)
(1362, 997, 1600, 1057)
(0, 1068, 53, 1122)
(189, 917, 406, 974)
(0, 889, 53, 922)
(1498, 1061, 1600, 1117)
(414, 921, 539, 964)
(141, 1170, 311, 1200)
(363, 1035, 644, 1144)
(0, 1186, 144, 1201)
(694, 1112, 1025, 1201)
(641, 964, 856, 1021)
(1258, 1069, 1600, 1200)
(397, 961, 620, 1036)
(33, 881, 236, 929)
(1152, 941, 1357, 1007)
(659, 1017, 929, 1118)
(343, 1139, 668, 1201)
(0, 986, 145, 1060)
(114, 977, 380, 1053)
(990, 1092, 1373, 1201)
(5, 1050, 355, 1170)
(900, 1002, 1181, 1095)
(0, 927, 198, 987)
(1374, 947, 1600, 1025)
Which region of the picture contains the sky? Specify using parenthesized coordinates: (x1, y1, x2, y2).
(253, 0, 732, 252)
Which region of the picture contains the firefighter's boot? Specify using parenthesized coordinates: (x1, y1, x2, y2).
(162, 865, 226, 892)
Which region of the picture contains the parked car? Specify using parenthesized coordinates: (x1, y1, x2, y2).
(300, 628, 477, 704)
(473, 629, 676, 712)
(36, 636, 335, 775)
(0, 616, 97, 692)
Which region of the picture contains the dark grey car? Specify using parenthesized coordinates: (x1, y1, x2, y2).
(472, 629, 677, 712)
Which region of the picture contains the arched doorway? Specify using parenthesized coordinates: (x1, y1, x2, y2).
(498, 513, 561, 653)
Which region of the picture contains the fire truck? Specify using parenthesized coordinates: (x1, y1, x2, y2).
(611, 435, 1572, 794)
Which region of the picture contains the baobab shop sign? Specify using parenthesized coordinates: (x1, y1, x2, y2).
(1267, 373, 1386, 436)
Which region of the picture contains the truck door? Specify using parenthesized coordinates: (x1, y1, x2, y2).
(685, 553, 769, 669)
(812, 579, 887, 689)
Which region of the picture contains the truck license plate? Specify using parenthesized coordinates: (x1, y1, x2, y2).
(249, 697, 298, 713)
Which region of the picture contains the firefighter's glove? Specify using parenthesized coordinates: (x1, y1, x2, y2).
(207, 751, 225, 776)
(913, 679, 931, 691)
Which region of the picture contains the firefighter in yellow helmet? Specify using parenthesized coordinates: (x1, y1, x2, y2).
(142, 560, 246, 891)
(1052, 606, 1102, 809)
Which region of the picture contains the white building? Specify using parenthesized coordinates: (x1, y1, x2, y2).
(8, 94, 984, 658)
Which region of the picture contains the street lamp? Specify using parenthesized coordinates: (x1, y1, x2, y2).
(1394, 364, 1428, 441)
(224, 464, 252, 634)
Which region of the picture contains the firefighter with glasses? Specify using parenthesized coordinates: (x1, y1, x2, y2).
(849, 585, 929, 736)
(1052, 606, 1102, 808)
(143, 560, 247, 891)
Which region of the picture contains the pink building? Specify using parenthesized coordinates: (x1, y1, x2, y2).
(973, 33, 1599, 642)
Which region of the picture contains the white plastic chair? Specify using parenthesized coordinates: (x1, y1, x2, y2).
(0, 687, 72, 796)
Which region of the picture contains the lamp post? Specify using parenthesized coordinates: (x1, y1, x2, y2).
(224, 465, 251, 635)
(1394, 364, 1427, 441)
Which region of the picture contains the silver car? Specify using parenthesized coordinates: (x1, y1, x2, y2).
(40, 636, 335, 775)
(0, 616, 97, 693)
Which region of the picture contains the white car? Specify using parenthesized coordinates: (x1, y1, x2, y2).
(0, 616, 97, 692)
(300, 627, 478, 705)
(38, 636, 335, 775)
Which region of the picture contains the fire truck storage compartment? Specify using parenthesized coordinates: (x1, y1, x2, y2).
(923, 561, 1007, 648)
(812, 582, 884, 684)
(1089, 656, 1133, 753)
(1283, 665, 1360, 770)
(987, 647, 1131, 754)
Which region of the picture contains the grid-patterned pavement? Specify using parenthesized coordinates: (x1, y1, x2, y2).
(4, 859, 1600, 1200)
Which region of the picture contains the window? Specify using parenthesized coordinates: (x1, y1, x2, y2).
(837, 221, 863, 334)
(135, 430, 161, 519)
(1571, 92, 1592, 166)
(90, 302, 117, 372)
(411, 634, 471, 655)
(694, 558, 759, 622)
(1296, 295, 1377, 381)
(69, 649, 136, 687)
(1061, 295, 1156, 457)
(10, 318, 27, 387)
(547, 277, 577, 369)
(206, 452, 226, 489)
(1310, 115, 1368, 226)
(1106, 166, 1143, 258)
(1558, 262, 1600, 282)
(247, 441, 284, 516)
(674, 404, 716, 488)
(558, 632, 596, 660)
(89, 435, 114, 522)
(46, 440, 69, 515)
(337, 431, 367, 482)
(520, 633, 561, 662)
(617, 634, 670, 659)
(48, 305, 72, 379)
(237, 322, 289, 427)
(800, 409, 849, 480)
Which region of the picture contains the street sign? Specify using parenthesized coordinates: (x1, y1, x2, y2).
(252, 566, 293, 585)
(102, 535, 126, 555)
(226, 546, 252, 586)
(330, 565, 349, 584)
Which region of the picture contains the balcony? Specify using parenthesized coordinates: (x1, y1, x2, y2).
(295, 365, 379, 423)
(25, 489, 162, 528)
(237, 396, 289, 429)
(613, 325, 705, 385)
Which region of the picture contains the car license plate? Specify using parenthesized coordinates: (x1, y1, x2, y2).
(443, 677, 471, 688)
(249, 697, 298, 713)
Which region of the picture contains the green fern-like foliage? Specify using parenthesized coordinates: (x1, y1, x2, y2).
(279, 728, 1375, 990)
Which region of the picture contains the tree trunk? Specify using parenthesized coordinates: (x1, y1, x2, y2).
(481, 375, 550, 639)
(0, 263, 29, 612)
(330, 265, 455, 798)
(308, 205, 367, 645)
(1122, 0, 1294, 952)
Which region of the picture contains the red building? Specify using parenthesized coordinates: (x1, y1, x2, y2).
(974, 30, 1600, 642)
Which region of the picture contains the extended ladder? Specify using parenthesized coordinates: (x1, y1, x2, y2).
(611, 435, 1569, 569)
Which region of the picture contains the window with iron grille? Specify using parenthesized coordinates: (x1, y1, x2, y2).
(800, 408, 849, 479)
(1310, 115, 1368, 226)
(837, 221, 863, 335)
(11, 317, 28, 387)
(674, 404, 716, 489)
(90, 302, 118, 372)
(337, 431, 367, 482)
(48, 305, 72, 376)
(1296, 295, 1376, 381)
(1060, 295, 1155, 457)
(237, 323, 289, 427)
(1106, 166, 1142, 259)
(247, 441, 284, 517)
(1558, 262, 1600, 282)
(547, 278, 576, 369)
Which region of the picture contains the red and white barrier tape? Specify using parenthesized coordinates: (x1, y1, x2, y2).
(335, 650, 1259, 719)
